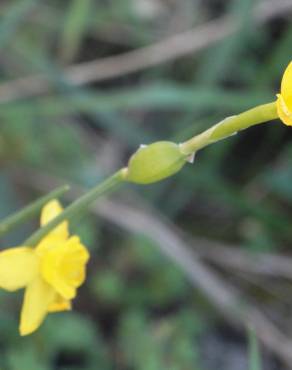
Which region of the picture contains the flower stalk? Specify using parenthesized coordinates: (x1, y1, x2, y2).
(17, 102, 280, 248)
(24, 169, 127, 247)
(180, 101, 278, 155)
(21, 103, 280, 249)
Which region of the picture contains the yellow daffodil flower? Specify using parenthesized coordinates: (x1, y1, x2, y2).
(277, 61, 292, 126)
(0, 200, 89, 336)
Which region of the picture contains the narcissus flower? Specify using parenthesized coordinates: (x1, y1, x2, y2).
(277, 61, 292, 126)
(0, 200, 89, 336)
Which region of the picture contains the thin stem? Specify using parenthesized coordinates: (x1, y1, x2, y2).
(24, 169, 127, 247)
(0, 185, 69, 238)
(180, 101, 278, 154)
(21, 102, 279, 246)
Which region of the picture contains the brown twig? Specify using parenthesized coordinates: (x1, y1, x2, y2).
(191, 239, 292, 280)
(0, 0, 291, 102)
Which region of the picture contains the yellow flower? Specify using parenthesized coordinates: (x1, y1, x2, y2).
(277, 61, 292, 126)
(0, 200, 89, 336)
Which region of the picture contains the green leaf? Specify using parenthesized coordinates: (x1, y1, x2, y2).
(0, 185, 69, 238)
(0, 0, 38, 50)
(248, 327, 262, 370)
(59, 0, 93, 62)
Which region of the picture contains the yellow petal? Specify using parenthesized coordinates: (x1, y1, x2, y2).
(48, 294, 71, 312)
(281, 61, 292, 107)
(20, 277, 55, 336)
(276, 94, 292, 126)
(36, 234, 64, 256)
(0, 247, 38, 291)
(40, 200, 69, 241)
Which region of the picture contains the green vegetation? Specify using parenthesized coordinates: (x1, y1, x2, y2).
(0, 0, 291, 368)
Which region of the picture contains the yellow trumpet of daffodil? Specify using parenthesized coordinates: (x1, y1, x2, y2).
(277, 61, 292, 126)
(0, 200, 89, 336)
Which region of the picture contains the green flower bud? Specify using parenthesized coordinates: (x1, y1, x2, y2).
(125, 141, 187, 184)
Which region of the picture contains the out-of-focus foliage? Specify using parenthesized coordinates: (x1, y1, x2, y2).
(0, 0, 291, 369)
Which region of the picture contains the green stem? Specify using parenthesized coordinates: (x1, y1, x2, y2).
(0, 185, 69, 238)
(21, 102, 279, 245)
(24, 169, 127, 247)
(180, 102, 278, 154)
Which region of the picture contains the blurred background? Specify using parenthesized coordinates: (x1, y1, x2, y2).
(0, 0, 292, 369)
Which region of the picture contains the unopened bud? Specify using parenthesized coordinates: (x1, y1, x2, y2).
(125, 141, 187, 184)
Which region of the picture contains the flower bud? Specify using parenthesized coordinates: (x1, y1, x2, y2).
(125, 141, 187, 184)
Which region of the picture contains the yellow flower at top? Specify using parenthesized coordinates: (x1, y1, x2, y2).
(0, 200, 89, 336)
(277, 61, 292, 126)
